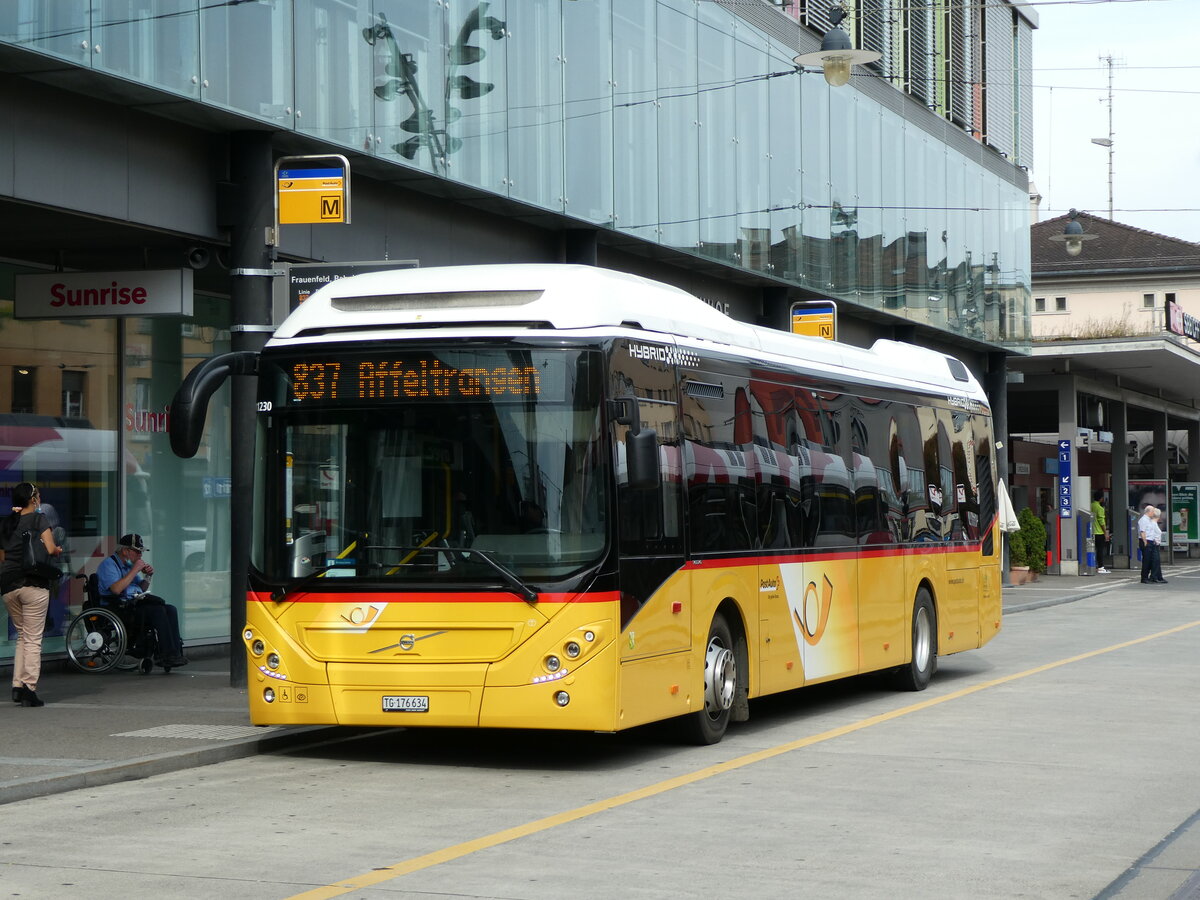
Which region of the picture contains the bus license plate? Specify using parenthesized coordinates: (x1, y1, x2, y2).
(382, 695, 429, 713)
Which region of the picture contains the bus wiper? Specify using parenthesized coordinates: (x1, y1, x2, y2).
(270, 565, 337, 603)
(459, 548, 539, 605)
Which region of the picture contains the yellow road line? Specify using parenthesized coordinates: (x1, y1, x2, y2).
(288, 619, 1200, 900)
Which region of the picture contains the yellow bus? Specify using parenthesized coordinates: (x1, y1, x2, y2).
(171, 264, 1001, 743)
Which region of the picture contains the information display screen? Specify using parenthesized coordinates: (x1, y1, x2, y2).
(278, 350, 570, 405)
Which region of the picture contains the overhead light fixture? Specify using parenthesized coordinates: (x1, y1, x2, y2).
(793, 7, 881, 87)
(1048, 208, 1097, 257)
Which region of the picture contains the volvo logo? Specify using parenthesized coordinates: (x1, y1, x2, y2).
(370, 630, 447, 654)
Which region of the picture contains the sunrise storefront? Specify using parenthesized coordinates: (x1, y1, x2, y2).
(0, 266, 232, 663)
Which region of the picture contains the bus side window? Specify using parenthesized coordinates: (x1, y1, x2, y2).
(975, 418, 996, 556)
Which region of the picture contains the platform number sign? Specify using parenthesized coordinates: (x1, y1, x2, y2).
(1058, 439, 1072, 518)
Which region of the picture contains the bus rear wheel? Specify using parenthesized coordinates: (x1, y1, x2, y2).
(682, 612, 737, 745)
(895, 588, 936, 691)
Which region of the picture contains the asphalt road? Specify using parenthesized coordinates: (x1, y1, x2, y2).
(3, 572, 1200, 900)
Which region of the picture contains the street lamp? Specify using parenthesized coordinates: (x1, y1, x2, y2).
(1048, 208, 1097, 257)
(793, 7, 881, 87)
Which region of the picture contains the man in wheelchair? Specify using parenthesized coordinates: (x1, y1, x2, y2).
(96, 533, 187, 669)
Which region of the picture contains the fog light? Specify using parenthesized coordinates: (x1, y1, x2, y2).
(267, 652, 280, 670)
(564, 641, 581, 659)
(584, 630, 595, 642)
(264, 687, 276, 703)
(545, 655, 561, 673)
(251, 640, 265, 656)
(554, 691, 570, 707)
(243, 629, 253, 641)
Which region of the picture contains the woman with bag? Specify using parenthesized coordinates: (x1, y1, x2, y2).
(0, 482, 63, 707)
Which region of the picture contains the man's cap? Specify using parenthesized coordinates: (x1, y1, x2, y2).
(118, 533, 148, 552)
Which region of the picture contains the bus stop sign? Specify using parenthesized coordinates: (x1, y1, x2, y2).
(791, 300, 837, 340)
(276, 154, 350, 226)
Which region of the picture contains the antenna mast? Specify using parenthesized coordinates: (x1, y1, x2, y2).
(1098, 54, 1116, 219)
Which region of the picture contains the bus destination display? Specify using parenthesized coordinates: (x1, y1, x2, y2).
(287, 353, 564, 404)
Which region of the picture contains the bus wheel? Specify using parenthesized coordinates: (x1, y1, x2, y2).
(683, 613, 737, 745)
(895, 588, 936, 691)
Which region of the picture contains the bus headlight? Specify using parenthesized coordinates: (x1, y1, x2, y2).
(243, 629, 253, 641)
(264, 688, 276, 703)
(544, 655, 561, 673)
(251, 640, 265, 657)
(267, 652, 280, 670)
(564, 641, 581, 659)
(554, 691, 570, 707)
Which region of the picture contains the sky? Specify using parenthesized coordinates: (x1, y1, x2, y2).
(1030, 0, 1200, 243)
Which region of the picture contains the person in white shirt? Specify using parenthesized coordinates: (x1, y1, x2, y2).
(1138, 505, 1165, 584)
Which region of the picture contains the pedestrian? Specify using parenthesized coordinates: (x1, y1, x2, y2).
(0, 482, 63, 707)
(97, 534, 188, 668)
(1090, 489, 1110, 574)
(1138, 505, 1166, 584)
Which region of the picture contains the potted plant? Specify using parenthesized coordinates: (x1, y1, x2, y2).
(1018, 507, 1048, 576)
(1007, 507, 1047, 584)
(1007, 518, 1032, 583)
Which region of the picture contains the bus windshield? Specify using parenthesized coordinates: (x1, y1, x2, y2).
(252, 347, 607, 586)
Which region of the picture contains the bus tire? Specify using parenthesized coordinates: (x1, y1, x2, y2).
(895, 588, 936, 691)
(681, 612, 738, 745)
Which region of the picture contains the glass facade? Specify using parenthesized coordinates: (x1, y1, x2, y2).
(0, 264, 232, 663)
(0, 0, 1032, 347)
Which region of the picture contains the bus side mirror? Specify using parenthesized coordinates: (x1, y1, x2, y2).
(169, 350, 260, 458)
(626, 428, 660, 492)
(610, 396, 660, 491)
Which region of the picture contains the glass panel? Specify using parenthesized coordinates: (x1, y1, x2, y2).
(93, 0, 200, 98)
(854, 99, 882, 310)
(0, 266, 118, 662)
(945, 155, 968, 333)
(254, 348, 606, 584)
(799, 72, 830, 294)
(828, 87, 856, 299)
(696, 6, 735, 264)
(735, 28, 769, 274)
(902, 127, 930, 324)
(612, 0, 657, 241)
(445, 0, 508, 192)
(372, 0, 446, 174)
(200, 0, 293, 126)
(768, 40, 801, 282)
(563, 0, 612, 224)
(506, 2, 562, 209)
(880, 112, 906, 314)
(128, 296, 232, 646)
(656, 0, 697, 253)
(295, 0, 371, 150)
(0, 1, 90, 64)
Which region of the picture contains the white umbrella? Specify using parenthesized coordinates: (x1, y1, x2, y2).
(998, 478, 1020, 533)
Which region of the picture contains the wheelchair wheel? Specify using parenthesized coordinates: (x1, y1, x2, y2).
(65, 608, 127, 673)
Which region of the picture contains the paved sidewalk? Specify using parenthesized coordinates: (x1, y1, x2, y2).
(0, 646, 340, 806)
(0, 563, 1190, 806)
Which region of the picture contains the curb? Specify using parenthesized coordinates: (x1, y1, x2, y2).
(0, 724, 348, 807)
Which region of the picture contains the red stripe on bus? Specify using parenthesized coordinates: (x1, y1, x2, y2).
(247, 590, 621, 604)
(686, 540, 992, 569)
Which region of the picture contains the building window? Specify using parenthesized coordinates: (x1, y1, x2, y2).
(61, 370, 85, 419)
(1055, 297, 1067, 312)
(1166, 292, 1177, 304)
(1034, 297, 1046, 313)
(1144, 293, 1156, 308)
(12, 367, 35, 414)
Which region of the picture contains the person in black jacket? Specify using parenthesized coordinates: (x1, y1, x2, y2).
(0, 483, 63, 707)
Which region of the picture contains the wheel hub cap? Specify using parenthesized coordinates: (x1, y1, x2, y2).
(704, 638, 736, 714)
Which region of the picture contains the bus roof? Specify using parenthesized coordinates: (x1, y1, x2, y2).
(271, 264, 986, 402)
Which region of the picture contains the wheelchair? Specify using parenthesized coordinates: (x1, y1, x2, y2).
(64, 573, 174, 674)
